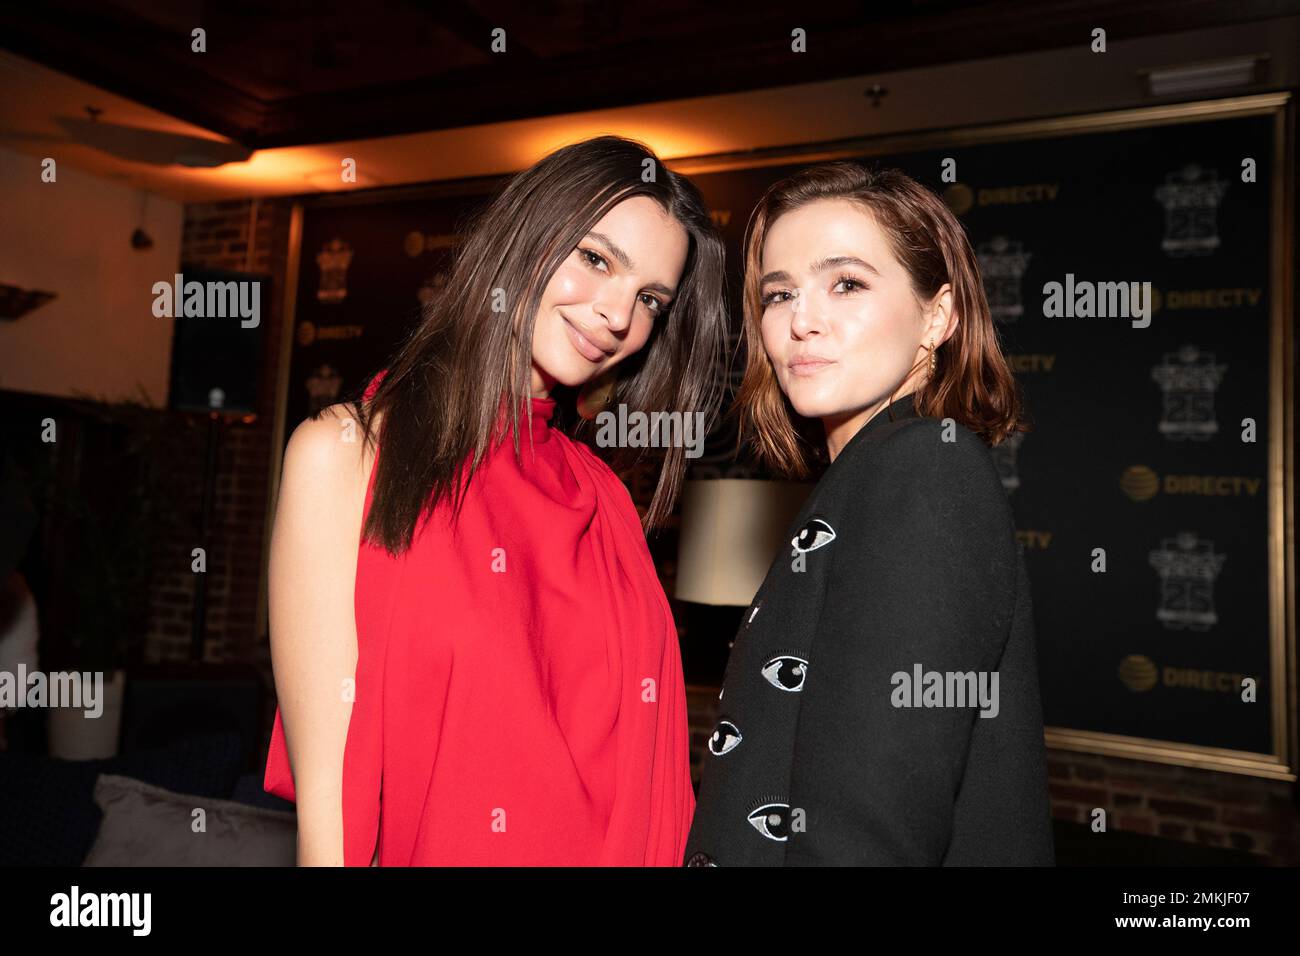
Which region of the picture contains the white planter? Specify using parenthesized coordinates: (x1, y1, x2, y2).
(47, 669, 126, 760)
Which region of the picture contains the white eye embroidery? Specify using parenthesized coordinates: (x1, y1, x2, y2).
(791, 517, 836, 553)
(747, 803, 792, 841)
(761, 656, 808, 692)
(708, 720, 742, 756)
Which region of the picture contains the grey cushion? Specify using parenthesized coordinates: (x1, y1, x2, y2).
(84, 774, 296, 866)
(0, 731, 246, 866)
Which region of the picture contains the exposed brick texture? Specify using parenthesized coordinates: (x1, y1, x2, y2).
(144, 199, 292, 668)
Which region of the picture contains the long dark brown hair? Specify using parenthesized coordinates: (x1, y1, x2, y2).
(353, 135, 728, 555)
(733, 161, 1028, 479)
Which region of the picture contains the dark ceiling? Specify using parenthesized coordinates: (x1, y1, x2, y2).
(2, 0, 1296, 149)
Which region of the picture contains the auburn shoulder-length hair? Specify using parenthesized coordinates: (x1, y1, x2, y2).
(733, 161, 1028, 479)
(350, 135, 727, 556)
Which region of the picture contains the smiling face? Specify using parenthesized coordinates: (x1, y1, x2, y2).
(757, 198, 955, 460)
(530, 195, 689, 397)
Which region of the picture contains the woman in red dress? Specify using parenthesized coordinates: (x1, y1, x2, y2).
(264, 136, 727, 865)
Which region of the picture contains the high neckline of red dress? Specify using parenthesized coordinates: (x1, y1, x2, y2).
(493, 393, 556, 445)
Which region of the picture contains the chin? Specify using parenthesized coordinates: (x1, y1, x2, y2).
(780, 382, 838, 420)
(537, 353, 596, 389)
(537, 367, 585, 389)
(533, 327, 593, 388)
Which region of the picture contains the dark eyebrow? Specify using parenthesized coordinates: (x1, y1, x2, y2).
(586, 231, 677, 299)
(760, 255, 881, 286)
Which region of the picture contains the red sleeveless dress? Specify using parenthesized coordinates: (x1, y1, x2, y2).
(263, 375, 695, 865)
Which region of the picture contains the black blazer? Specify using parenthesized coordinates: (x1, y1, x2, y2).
(684, 392, 1054, 866)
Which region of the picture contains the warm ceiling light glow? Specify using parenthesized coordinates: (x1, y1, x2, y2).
(188, 148, 323, 184)
(303, 169, 380, 190)
(517, 124, 718, 169)
(181, 147, 383, 191)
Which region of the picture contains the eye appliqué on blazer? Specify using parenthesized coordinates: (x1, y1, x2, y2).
(708, 719, 743, 755)
(747, 802, 793, 841)
(791, 516, 836, 553)
(761, 655, 808, 692)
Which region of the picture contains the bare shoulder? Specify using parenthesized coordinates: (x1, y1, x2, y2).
(281, 402, 381, 499)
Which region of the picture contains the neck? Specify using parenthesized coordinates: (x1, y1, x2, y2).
(530, 364, 554, 399)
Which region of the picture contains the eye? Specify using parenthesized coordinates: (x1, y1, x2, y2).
(761, 656, 808, 692)
(791, 517, 836, 553)
(747, 803, 792, 841)
(759, 288, 791, 308)
(708, 720, 743, 756)
(579, 248, 664, 317)
(833, 274, 868, 293)
(578, 247, 608, 271)
(638, 292, 665, 316)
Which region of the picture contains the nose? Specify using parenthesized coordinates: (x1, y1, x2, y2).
(789, 292, 822, 339)
(594, 283, 637, 334)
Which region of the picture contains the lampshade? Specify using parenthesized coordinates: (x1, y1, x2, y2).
(674, 479, 812, 606)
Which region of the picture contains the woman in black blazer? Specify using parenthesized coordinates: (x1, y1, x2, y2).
(684, 163, 1054, 866)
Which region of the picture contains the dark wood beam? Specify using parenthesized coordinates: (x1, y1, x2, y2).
(3, 0, 1297, 151)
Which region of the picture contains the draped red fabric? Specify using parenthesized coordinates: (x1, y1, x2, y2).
(264, 372, 695, 865)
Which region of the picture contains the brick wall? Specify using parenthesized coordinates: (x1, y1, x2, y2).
(1046, 749, 1298, 862)
(687, 684, 1299, 863)
(143, 198, 292, 666)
